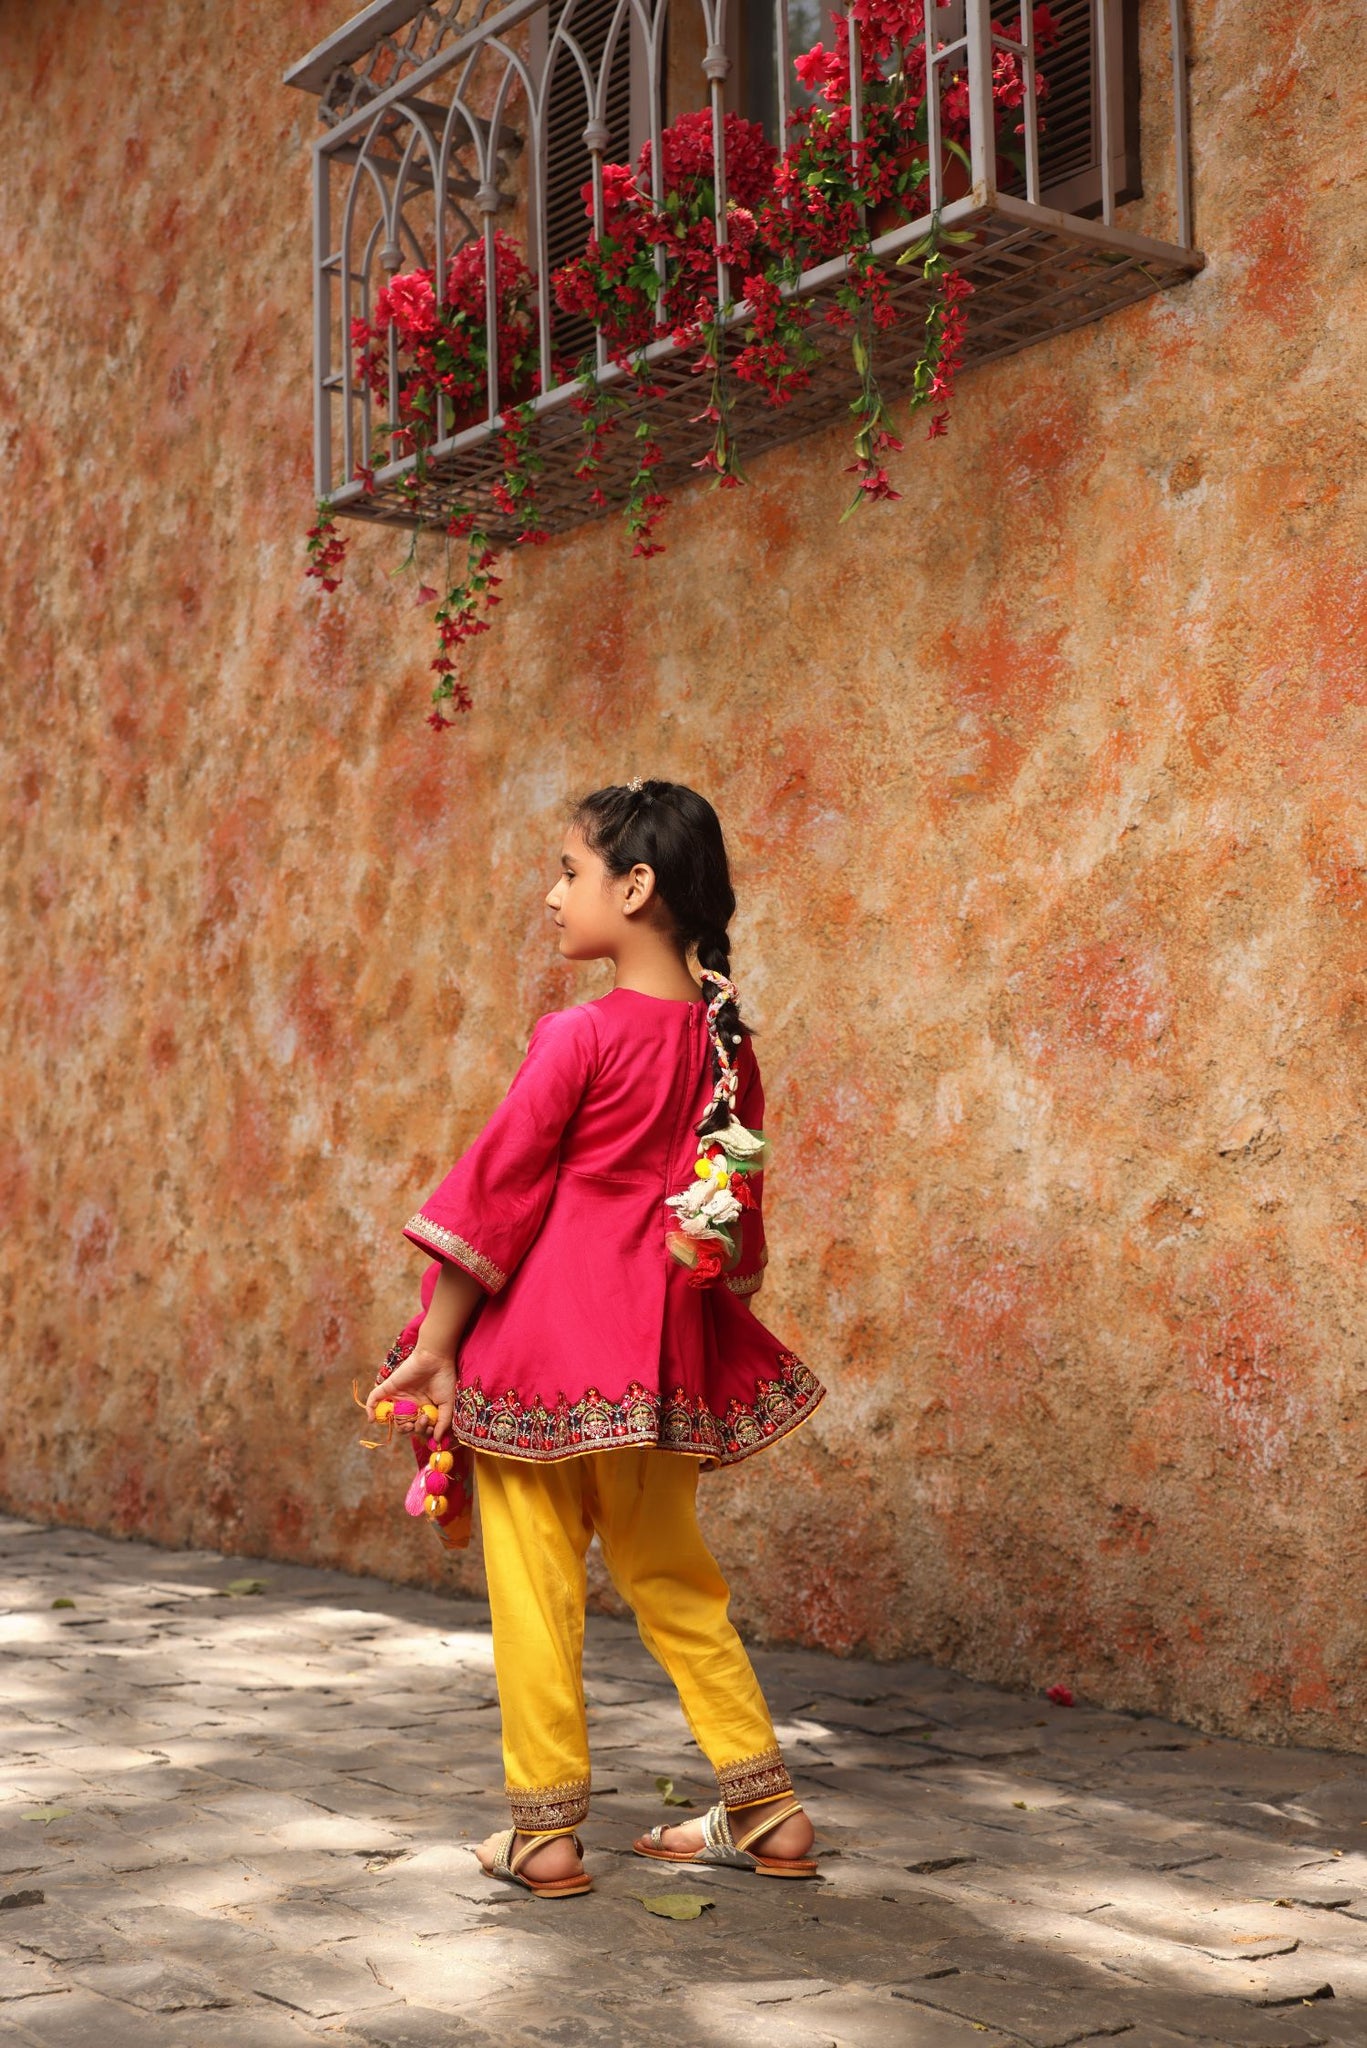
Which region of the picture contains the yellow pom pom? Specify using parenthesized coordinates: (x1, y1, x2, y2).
(434, 1451, 454, 1473)
(374, 1400, 394, 1423)
(424, 1495, 442, 1516)
(714, 1168, 729, 1189)
(694, 1157, 712, 1180)
(419, 1402, 439, 1424)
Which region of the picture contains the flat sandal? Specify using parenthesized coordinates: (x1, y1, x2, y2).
(633, 1799, 819, 1879)
(480, 1827, 593, 1898)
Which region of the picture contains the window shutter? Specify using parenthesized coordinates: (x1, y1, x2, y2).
(543, 0, 634, 361)
(1031, 0, 1141, 214)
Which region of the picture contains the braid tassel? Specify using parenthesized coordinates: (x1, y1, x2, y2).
(665, 969, 767, 1287)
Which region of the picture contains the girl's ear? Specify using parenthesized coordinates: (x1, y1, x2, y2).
(622, 862, 658, 917)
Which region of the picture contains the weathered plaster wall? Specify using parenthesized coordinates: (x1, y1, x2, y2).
(3, 1, 1365, 1748)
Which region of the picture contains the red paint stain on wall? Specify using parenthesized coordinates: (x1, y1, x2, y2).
(1170, 1247, 1312, 1477)
(1010, 936, 1173, 1067)
(1235, 192, 1312, 336)
(930, 607, 1069, 803)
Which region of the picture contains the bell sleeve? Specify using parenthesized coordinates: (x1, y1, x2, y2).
(725, 1038, 770, 1300)
(403, 1004, 599, 1294)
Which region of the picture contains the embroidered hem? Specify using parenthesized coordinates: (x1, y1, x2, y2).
(717, 1745, 793, 1807)
(404, 1213, 507, 1293)
(507, 1775, 591, 1831)
(451, 1351, 824, 1467)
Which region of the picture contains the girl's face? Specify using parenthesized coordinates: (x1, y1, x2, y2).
(546, 827, 656, 960)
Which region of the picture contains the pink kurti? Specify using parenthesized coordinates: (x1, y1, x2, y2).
(398, 986, 824, 1464)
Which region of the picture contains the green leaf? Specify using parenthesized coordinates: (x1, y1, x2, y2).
(655, 1776, 693, 1808)
(51, 1598, 75, 1610)
(224, 1578, 269, 1597)
(635, 1893, 714, 1920)
(22, 1808, 71, 1826)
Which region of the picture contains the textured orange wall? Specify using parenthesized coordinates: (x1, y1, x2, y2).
(3, 1, 1365, 1749)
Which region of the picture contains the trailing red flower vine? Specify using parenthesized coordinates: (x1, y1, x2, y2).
(305, 504, 349, 590)
(426, 512, 501, 731)
(304, 0, 1054, 725)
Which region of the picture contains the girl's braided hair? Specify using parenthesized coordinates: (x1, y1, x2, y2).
(572, 779, 749, 1139)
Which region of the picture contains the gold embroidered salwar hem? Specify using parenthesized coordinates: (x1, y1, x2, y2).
(475, 1448, 793, 1834)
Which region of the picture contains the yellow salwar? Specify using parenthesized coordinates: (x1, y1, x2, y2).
(474, 1448, 793, 1834)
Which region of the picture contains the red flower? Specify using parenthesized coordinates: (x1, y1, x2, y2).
(374, 268, 439, 344)
(1046, 1684, 1075, 1707)
(794, 43, 839, 93)
(639, 111, 776, 212)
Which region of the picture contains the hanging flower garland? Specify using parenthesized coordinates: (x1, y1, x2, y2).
(306, 2, 1055, 726)
(664, 970, 770, 1288)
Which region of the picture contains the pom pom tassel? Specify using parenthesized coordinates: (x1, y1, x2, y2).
(358, 1349, 474, 1551)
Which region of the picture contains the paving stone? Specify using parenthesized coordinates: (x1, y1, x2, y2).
(62, 1958, 238, 2011)
(1192, 1869, 1357, 1912)
(720, 1975, 836, 2003)
(806, 1986, 1020, 2047)
(1, 1903, 131, 1967)
(345, 1938, 509, 2006)
(0, 1988, 197, 2048)
(225, 1895, 372, 1947)
(1070, 2036, 1274, 2048)
(0, 1955, 63, 2003)
(89, 1900, 274, 1962)
(1063, 1987, 1343, 2047)
(2, 1522, 1366, 2048)
(343, 2006, 497, 2047)
(218, 1950, 403, 2020)
(478, 1987, 832, 2048)
(0, 1995, 322, 2047)
(890, 1970, 1141, 2046)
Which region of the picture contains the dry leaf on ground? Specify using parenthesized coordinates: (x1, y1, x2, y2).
(635, 1893, 715, 1921)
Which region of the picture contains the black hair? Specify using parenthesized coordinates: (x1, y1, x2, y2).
(571, 778, 749, 1139)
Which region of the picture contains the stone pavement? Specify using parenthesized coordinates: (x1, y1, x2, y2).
(1, 1519, 1365, 2048)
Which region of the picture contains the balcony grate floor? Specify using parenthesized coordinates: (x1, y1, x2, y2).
(332, 207, 1200, 541)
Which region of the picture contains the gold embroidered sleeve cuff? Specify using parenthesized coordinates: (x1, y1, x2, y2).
(725, 1269, 764, 1297)
(725, 1244, 768, 1296)
(403, 1213, 508, 1293)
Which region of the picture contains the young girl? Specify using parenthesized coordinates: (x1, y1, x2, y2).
(366, 779, 825, 1897)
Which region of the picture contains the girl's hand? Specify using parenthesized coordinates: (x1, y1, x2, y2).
(366, 1346, 457, 1438)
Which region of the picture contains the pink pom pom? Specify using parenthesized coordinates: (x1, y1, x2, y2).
(424, 1469, 449, 1498)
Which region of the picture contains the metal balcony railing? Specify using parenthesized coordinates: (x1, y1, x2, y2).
(286, 0, 1203, 537)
